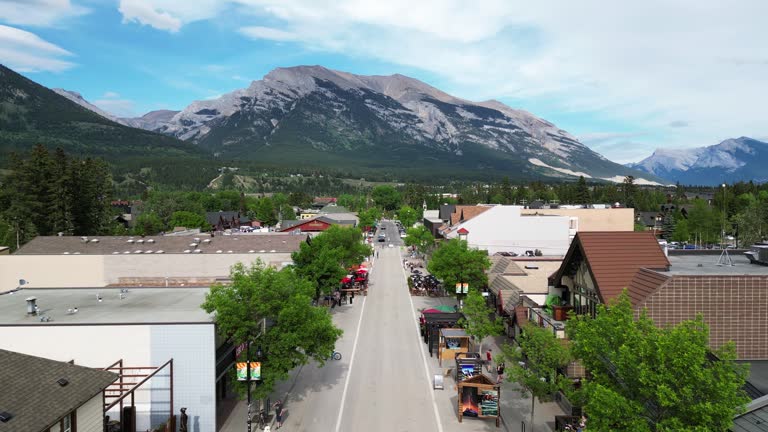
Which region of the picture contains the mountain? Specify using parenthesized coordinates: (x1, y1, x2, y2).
(627, 137, 768, 185)
(119, 109, 179, 130)
(52, 88, 120, 122)
(0, 64, 207, 162)
(136, 65, 660, 183)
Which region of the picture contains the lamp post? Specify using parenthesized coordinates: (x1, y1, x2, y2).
(246, 340, 252, 432)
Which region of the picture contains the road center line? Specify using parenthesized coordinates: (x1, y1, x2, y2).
(334, 279, 368, 432)
(401, 248, 445, 432)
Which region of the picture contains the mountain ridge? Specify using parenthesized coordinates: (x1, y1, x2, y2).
(127, 65, 660, 183)
(627, 137, 768, 185)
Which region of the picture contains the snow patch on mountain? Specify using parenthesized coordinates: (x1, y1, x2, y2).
(530, 158, 664, 185)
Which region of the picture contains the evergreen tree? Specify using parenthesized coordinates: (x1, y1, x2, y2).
(575, 176, 590, 205)
(661, 212, 676, 240)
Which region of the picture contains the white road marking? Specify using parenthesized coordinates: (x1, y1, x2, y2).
(334, 281, 368, 432)
(401, 248, 445, 432)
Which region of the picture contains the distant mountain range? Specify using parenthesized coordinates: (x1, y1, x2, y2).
(2, 63, 664, 183)
(627, 137, 768, 185)
(64, 65, 661, 183)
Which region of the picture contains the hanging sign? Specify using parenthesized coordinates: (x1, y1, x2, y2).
(236, 362, 261, 381)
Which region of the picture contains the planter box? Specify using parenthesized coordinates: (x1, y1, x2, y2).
(553, 305, 573, 321)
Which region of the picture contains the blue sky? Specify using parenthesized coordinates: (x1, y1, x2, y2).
(2, 1, 767, 163)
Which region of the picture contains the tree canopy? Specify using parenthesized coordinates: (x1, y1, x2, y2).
(459, 289, 503, 352)
(396, 205, 421, 228)
(404, 225, 434, 256)
(291, 226, 371, 299)
(201, 262, 343, 400)
(501, 324, 572, 432)
(427, 239, 490, 296)
(371, 185, 401, 211)
(567, 292, 749, 431)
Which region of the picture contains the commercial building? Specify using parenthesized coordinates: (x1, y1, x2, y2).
(0, 234, 306, 293)
(0, 287, 228, 431)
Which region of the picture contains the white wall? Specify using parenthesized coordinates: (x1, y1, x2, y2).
(0, 324, 216, 432)
(447, 206, 570, 255)
(0, 253, 293, 292)
(78, 393, 106, 432)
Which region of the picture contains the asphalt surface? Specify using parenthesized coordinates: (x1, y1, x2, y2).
(257, 219, 440, 432)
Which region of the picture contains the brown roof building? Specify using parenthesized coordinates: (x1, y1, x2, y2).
(449, 205, 492, 226)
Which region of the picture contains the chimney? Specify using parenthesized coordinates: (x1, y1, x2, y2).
(26, 297, 37, 315)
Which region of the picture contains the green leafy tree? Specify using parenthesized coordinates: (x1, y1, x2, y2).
(687, 199, 722, 244)
(201, 262, 343, 400)
(357, 207, 381, 231)
(427, 239, 490, 299)
(292, 226, 372, 300)
(671, 218, 690, 242)
(404, 225, 435, 256)
(396, 205, 421, 228)
(371, 185, 401, 211)
(500, 324, 572, 432)
(733, 198, 768, 246)
(459, 289, 503, 353)
(133, 213, 165, 235)
(169, 211, 208, 231)
(567, 292, 749, 431)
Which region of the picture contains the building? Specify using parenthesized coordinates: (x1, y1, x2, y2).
(0, 287, 227, 431)
(443, 206, 570, 256)
(206, 211, 251, 231)
(279, 215, 357, 234)
(521, 207, 635, 233)
(0, 348, 118, 432)
(0, 234, 306, 292)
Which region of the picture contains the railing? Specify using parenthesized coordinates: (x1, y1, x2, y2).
(528, 307, 567, 338)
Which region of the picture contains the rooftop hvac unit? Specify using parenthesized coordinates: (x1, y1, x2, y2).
(193, 249, 202, 253)
(193, 238, 201, 242)
(112, 251, 119, 255)
(133, 250, 142, 254)
(269, 249, 276, 253)
(249, 250, 256, 253)
(227, 250, 233, 253)
(147, 239, 155, 243)
(127, 239, 134, 243)
(123, 251, 131, 254)
(63, 252, 70, 255)
(145, 250, 153, 254)
(90, 238, 99, 243)
(259, 250, 266, 253)
(189, 243, 198, 247)
(202, 239, 211, 244)
(156, 250, 164, 254)
(183, 250, 191, 253)
(216, 250, 223, 254)
(136, 239, 144, 244)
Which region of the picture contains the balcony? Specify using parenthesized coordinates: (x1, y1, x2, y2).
(528, 307, 567, 339)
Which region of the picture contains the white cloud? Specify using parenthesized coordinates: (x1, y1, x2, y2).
(103, 91, 120, 98)
(239, 26, 299, 42)
(0, 0, 88, 27)
(92, 97, 136, 117)
(0, 25, 75, 72)
(118, 0, 183, 32)
(115, 1, 768, 162)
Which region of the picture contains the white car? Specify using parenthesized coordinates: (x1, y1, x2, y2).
(400, 233, 406, 238)
(388, 243, 394, 248)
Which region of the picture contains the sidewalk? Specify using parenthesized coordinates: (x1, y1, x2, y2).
(411, 293, 566, 432)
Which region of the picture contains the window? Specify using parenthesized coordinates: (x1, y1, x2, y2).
(61, 411, 75, 432)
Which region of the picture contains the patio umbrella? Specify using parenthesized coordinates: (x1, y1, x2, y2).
(434, 305, 456, 312)
(356, 268, 368, 273)
(355, 277, 366, 282)
(421, 308, 442, 314)
(341, 277, 352, 283)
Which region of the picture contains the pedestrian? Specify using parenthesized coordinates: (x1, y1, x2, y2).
(273, 400, 284, 429)
(496, 362, 505, 384)
(486, 348, 493, 372)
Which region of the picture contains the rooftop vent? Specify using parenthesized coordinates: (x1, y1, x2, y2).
(227, 250, 233, 254)
(189, 243, 198, 248)
(90, 238, 99, 243)
(144, 250, 153, 254)
(63, 252, 70, 255)
(0, 411, 13, 423)
(216, 250, 223, 254)
(123, 251, 131, 254)
(183, 250, 191, 254)
(248, 250, 256, 253)
(133, 250, 142, 254)
(156, 250, 164, 254)
(193, 237, 200, 242)
(56, 378, 69, 387)
(112, 252, 119, 255)
(193, 249, 202, 253)
(26, 297, 37, 315)
(147, 239, 155, 243)
(137, 239, 145, 244)
(202, 239, 211, 244)
(73, 252, 80, 255)
(524, 265, 539, 270)
(127, 239, 134, 243)
(269, 250, 276, 253)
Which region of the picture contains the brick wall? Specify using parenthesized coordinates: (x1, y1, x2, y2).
(638, 275, 768, 360)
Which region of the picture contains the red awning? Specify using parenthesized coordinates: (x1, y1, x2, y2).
(356, 268, 368, 273)
(341, 277, 352, 283)
(355, 277, 366, 282)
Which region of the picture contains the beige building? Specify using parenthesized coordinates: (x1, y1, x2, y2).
(521, 207, 634, 233)
(1, 234, 307, 293)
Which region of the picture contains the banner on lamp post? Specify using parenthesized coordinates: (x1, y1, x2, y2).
(455, 283, 468, 294)
(236, 362, 261, 381)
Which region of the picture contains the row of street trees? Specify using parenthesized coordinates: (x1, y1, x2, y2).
(201, 226, 371, 400)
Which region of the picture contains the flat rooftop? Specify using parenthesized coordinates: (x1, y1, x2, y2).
(0, 287, 213, 325)
(666, 254, 768, 276)
(15, 233, 307, 255)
